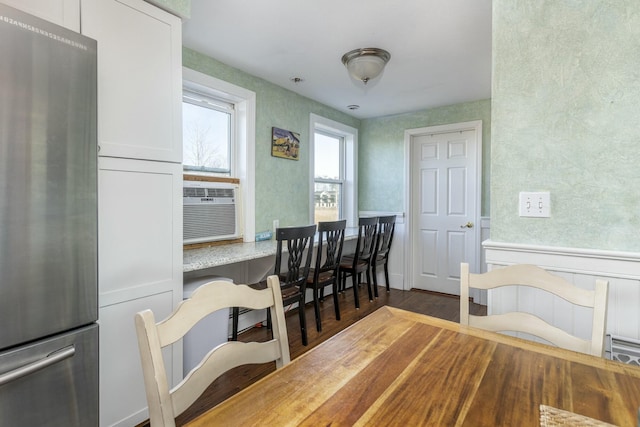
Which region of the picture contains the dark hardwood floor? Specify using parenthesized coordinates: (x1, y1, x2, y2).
(138, 286, 486, 427)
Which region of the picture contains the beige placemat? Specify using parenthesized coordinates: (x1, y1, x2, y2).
(540, 405, 618, 427)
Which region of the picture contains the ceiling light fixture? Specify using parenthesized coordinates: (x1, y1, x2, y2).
(341, 48, 391, 85)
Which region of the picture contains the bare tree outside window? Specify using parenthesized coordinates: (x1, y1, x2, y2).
(182, 95, 232, 174)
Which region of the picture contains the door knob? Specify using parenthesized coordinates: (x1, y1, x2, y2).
(460, 222, 474, 229)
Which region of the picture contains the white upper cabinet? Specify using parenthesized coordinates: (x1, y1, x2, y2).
(1, 0, 80, 31)
(81, 0, 182, 163)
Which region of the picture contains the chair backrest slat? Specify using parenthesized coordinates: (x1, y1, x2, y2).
(315, 220, 347, 276)
(373, 215, 396, 261)
(275, 224, 316, 290)
(460, 263, 609, 357)
(351, 217, 378, 266)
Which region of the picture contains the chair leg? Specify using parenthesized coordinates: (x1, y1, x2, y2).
(365, 268, 373, 302)
(332, 280, 341, 321)
(372, 264, 379, 299)
(384, 262, 391, 292)
(351, 272, 360, 309)
(299, 298, 308, 346)
(313, 287, 322, 332)
(231, 307, 239, 341)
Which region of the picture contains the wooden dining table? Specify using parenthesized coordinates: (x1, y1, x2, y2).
(186, 306, 640, 426)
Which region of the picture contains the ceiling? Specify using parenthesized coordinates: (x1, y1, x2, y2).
(182, 0, 492, 120)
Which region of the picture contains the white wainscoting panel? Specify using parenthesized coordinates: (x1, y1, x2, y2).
(483, 240, 640, 343)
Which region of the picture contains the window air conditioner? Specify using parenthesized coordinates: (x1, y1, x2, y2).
(183, 180, 242, 244)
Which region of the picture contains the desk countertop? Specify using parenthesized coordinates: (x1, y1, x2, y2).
(183, 227, 359, 272)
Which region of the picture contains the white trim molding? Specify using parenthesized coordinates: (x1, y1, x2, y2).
(359, 211, 405, 224)
(484, 240, 640, 280)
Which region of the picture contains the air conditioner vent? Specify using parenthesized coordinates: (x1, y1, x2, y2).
(183, 187, 206, 198)
(184, 204, 236, 240)
(207, 188, 234, 198)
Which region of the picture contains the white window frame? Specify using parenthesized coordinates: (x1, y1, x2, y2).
(183, 67, 256, 241)
(309, 114, 357, 228)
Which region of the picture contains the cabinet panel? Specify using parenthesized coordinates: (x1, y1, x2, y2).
(99, 292, 177, 427)
(1, 0, 80, 31)
(81, 0, 182, 162)
(98, 157, 182, 306)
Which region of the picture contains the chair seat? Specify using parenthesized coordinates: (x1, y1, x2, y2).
(252, 279, 300, 298)
(307, 269, 336, 286)
(248, 280, 267, 290)
(340, 259, 368, 271)
(281, 285, 301, 300)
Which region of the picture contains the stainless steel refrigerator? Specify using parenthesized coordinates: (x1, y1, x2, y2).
(0, 4, 98, 426)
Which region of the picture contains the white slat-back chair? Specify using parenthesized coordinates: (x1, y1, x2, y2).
(460, 263, 608, 357)
(135, 276, 290, 427)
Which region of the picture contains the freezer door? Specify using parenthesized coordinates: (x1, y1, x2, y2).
(0, 4, 98, 350)
(0, 324, 98, 426)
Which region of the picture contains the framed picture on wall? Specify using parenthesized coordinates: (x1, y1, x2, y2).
(271, 127, 300, 160)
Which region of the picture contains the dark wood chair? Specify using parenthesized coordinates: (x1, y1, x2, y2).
(306, 219, 346, 332)
(339, 216, 378, 309)
(371, 215, 396, 296)
(232, 224, 316, 346)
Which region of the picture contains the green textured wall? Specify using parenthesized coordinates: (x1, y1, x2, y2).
(183, 48, 360, 233)
(491, 1, 640, 251)
(359, 100, 492, 216)
(145, 0, 190, 18)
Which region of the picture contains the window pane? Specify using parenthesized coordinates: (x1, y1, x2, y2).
(314, 133, 340, 179)
(183, 102, 231, 173)
(314, 182, 341, 223)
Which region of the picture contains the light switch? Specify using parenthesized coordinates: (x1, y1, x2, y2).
(519, 192, 550, 217)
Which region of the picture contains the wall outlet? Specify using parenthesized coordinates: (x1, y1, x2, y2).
(273, 219, 279, 232)
(519, 192, 550, 217)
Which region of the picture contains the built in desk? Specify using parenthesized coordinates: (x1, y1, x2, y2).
(183, 227, 359, 275)
(182, 228, 359, 333)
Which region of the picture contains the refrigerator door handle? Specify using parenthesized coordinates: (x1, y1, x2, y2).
(0, 345, 75, 386)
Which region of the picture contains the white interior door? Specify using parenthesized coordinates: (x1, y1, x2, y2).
(408, 122, 481, 294)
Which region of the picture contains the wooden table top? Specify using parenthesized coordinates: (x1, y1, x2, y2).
(186, 306, 640, 427)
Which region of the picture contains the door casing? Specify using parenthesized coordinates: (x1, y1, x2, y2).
(403, 120, 483, 292)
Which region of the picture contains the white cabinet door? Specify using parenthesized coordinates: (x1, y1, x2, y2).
(81, 0, 182, 162)
(98, 157, 182, 307)
(98, 157, 182, 426)
(1, 0, 80, 31)
(99, 291, 177, 427)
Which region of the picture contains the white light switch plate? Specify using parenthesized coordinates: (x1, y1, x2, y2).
(519, 192, 550, 217)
